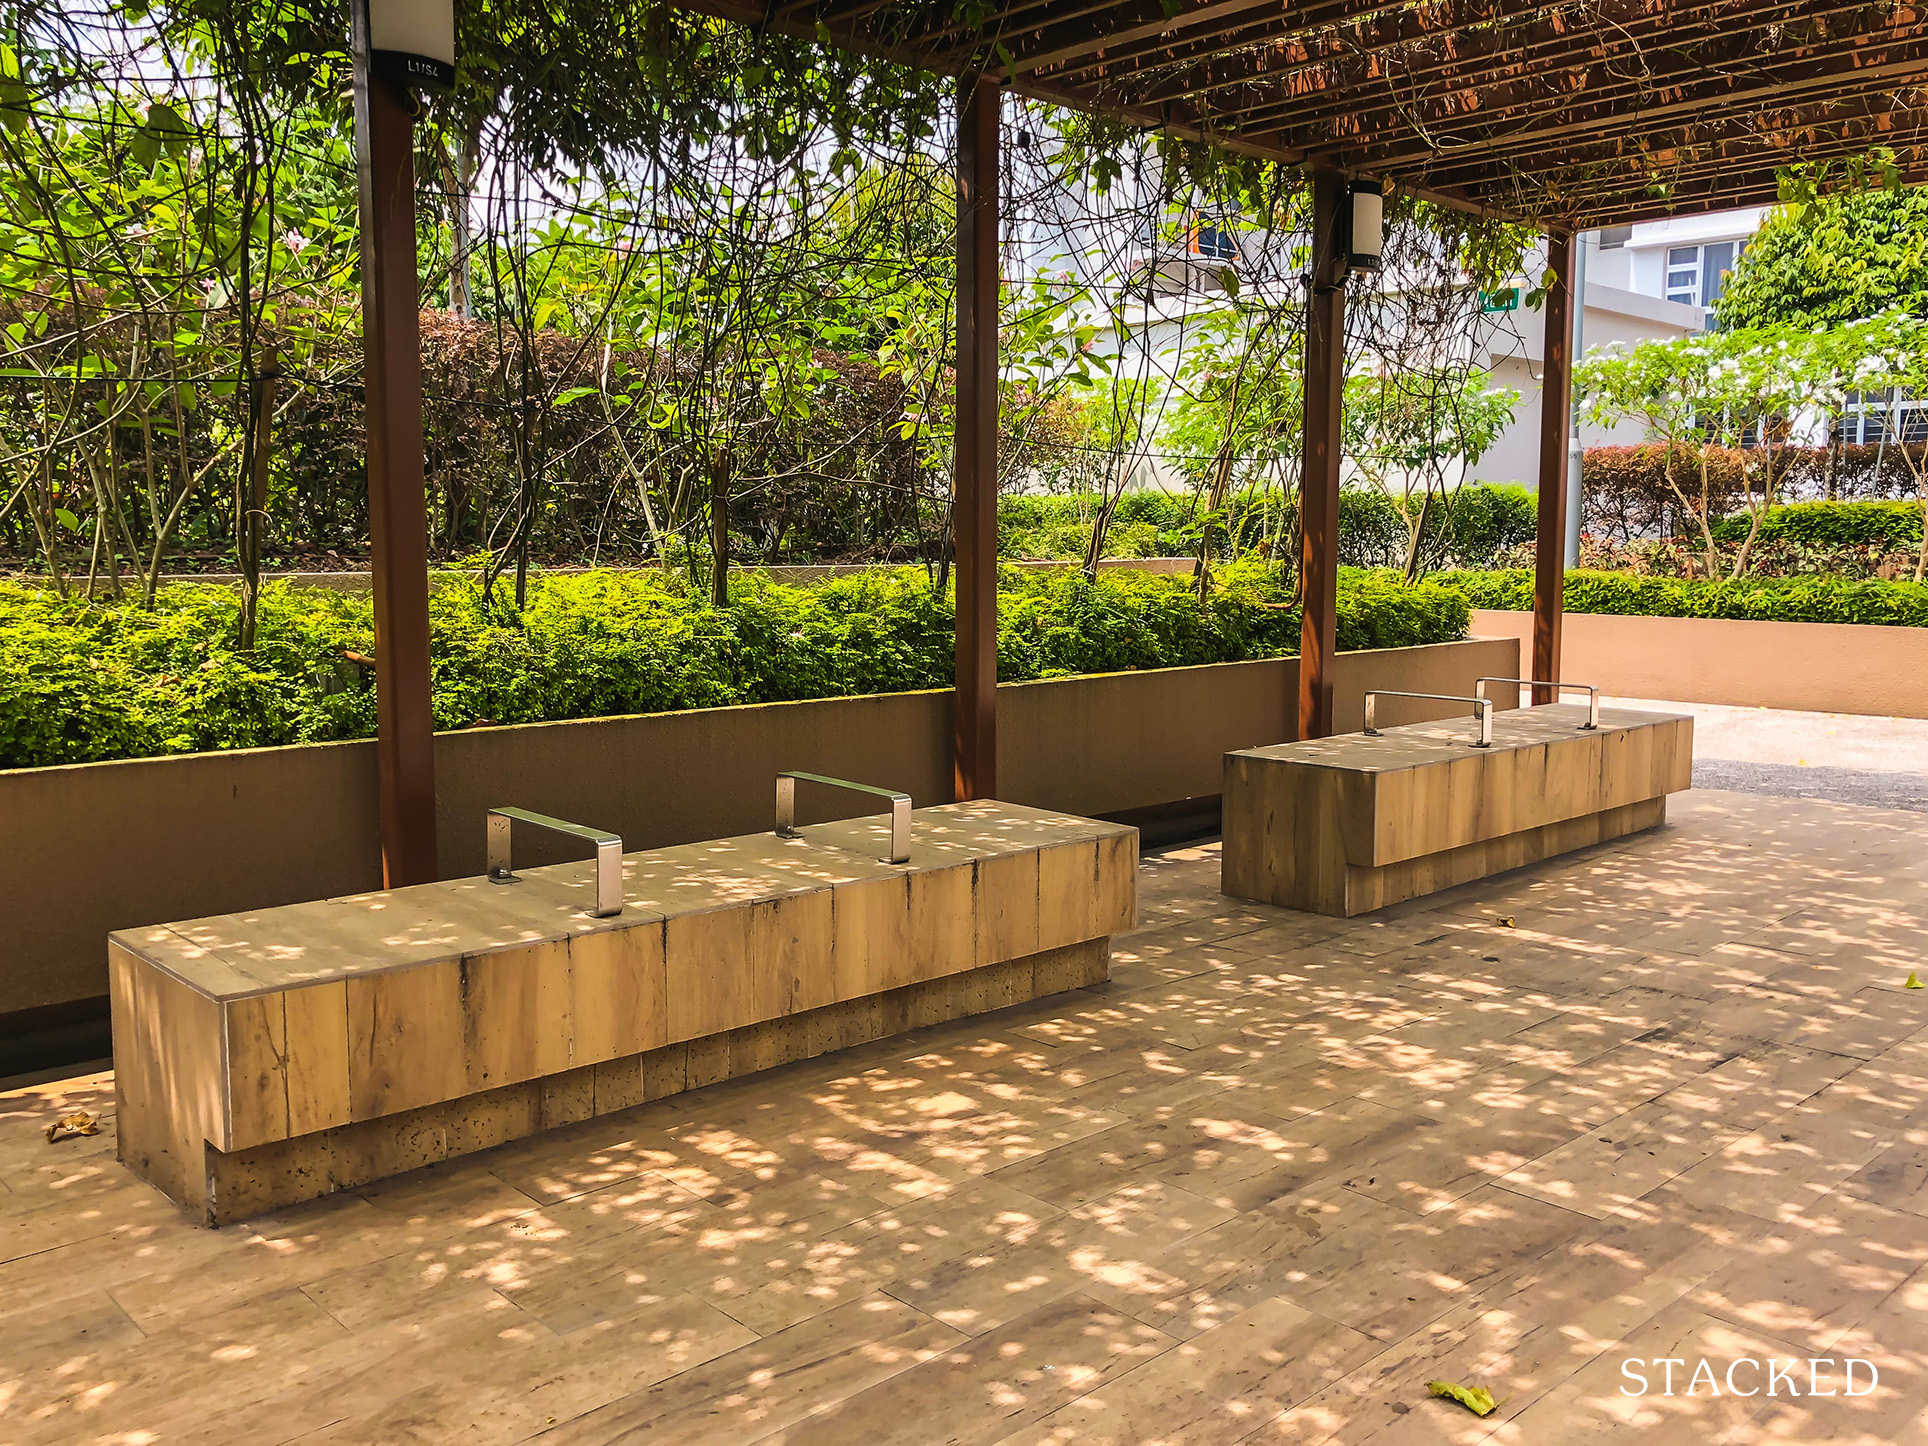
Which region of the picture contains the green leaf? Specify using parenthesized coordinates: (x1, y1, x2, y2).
(0, 79, 28, 136)
(1428, 1381, 1498, 1417)
(53, 508, 80, 532)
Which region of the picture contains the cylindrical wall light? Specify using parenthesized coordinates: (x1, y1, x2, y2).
(368, 0, 456, 93)
(1347, 179, 1385, 274)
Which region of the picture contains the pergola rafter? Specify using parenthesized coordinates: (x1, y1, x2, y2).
(695, 0, 1928, 230)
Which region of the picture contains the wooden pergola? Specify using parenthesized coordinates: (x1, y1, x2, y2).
(356, 0, 1928, 884)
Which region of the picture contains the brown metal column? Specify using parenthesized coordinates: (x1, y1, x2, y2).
(1533, 230, 1577, 705)
(1297, 170, 1346, 741)
(952, 75, 999, 801)
(353, 0, 439, 887)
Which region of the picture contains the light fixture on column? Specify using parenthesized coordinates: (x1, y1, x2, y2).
(1346, 178, 1384, 274)
(368, 0, 456, 94)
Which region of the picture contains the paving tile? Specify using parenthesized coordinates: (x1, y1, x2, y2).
(1665, 1104, 1898, 1223)
(531, 1293, 961, 1446)
(767, 1294, 1174, 1446)
(1687, 1193, 1928, 1354)
(1496, 1099, 1752, 1220)
(1003, 1297, 1380, 1446)
(1257, 1302, 1607, 1445)
(1478, 1303, 1812, 1445)
(1837, 1126, 1928, 1217)
(10, 796, 1928, 1444)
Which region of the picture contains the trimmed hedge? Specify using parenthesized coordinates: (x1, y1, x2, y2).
(1707, 501, 1924, 550)
(1582, 446, 1923, 542)
(998, 485, 1536, 570)
(1433, 567, 1928, 627)
(0, 565, 1470, 769)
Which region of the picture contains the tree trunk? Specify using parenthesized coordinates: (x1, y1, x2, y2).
(710, 447, 729, 609)
(1402, 486, 1436, 583)
(238, 349, 278, 652)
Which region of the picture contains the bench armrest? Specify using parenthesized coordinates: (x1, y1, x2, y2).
(1474, 677, 1600, 728)
(776, 771, 911, 864)
(486, 807, 623, 917)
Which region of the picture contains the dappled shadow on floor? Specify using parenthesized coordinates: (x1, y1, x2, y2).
(2, 788, 1925, 1444)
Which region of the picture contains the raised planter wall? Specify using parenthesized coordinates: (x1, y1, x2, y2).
(1471, 609, 1928, 719)
(0, 635, 1518, 1021)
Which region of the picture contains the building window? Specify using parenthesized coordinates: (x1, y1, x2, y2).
(1666, 246, 1700, 305)
(1190, 215, 1237, 261)
(1834, 390, 1925, 445)
(1598, 225, 1632, 250)
(1664, 240, 1741, 308)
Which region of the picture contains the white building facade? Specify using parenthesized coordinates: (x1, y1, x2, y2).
(1474, 208, 1767, 489)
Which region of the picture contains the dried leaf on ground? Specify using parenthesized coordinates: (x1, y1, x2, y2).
(1428, 1380, 1499, 1417)
(45, 1110, 100, 1144)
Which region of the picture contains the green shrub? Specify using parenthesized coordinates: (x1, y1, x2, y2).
(1707, 501, 1924, 549)
(1444, 485, 1538, 568)
(0, 566, 1469, 769)
(1431, 567, 1928, 627)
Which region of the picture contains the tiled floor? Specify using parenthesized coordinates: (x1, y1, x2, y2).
(3, 789, 1925, 1445)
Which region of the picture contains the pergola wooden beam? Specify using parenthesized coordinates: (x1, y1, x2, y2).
(352, 0, 438, 888)
(953, 74, 1000, 801)
(1298, 169, 1346, 743)
(1533, 230, 1575, 707)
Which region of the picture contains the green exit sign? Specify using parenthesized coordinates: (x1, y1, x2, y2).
(1481, 287, 1520, 313)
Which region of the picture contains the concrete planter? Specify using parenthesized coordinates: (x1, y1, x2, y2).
(1470, 609, 1928, 719)
(1, 635, 1518, 1020)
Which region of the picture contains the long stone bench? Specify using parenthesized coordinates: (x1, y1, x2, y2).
(110, 799, 1136, 1224)
(1221, 701, 1691, 917)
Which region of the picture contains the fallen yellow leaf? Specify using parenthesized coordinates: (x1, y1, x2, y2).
(45, 1110, 100, 1144)
(1429, 1380, 1499, 1417)
(1906, 972, 1923, 990)
(1497, 916, 1516, 929)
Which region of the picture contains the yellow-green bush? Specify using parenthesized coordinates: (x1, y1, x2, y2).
(0, 565, 1470, 769)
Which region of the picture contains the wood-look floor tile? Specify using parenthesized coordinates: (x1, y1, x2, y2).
(1003, 1297, 1380, 1446)
(767, 1294, 1173, 1446)
(1687, 1193, 1928, 1354)
(1257, 1302, 1606, 1445)
(533, 1294, 961, 1446)
(10, 796, 1928, 1444)
(882, 1179, 1233, 1335)
(1477, 1303, 1810, 1446)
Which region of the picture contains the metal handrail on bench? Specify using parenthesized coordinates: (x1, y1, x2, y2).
(1474, 677, 1601, 730)
(1363, 691, 1493, 748)
(776, 771, 912, 864)
(486, 807, 624, 918)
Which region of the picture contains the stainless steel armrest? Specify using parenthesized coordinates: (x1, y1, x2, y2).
(1363, 690, 1493, 747)
(1474, 677, 1600, 729)
(486, 807, 623, 917)
(776, 771, 912, 864)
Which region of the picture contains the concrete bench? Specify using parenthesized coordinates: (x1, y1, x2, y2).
(1221, 700, 1691, 917)
(110, 799, 1136, 1224)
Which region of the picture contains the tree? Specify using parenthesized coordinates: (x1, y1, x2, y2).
(1342, 369, 1517, 580)
(1697, 326, 1842, 578)
(1576, 335, 1725, 574)
(1838, 310, 1928, 581)
(1715, 185, 1928, 329)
